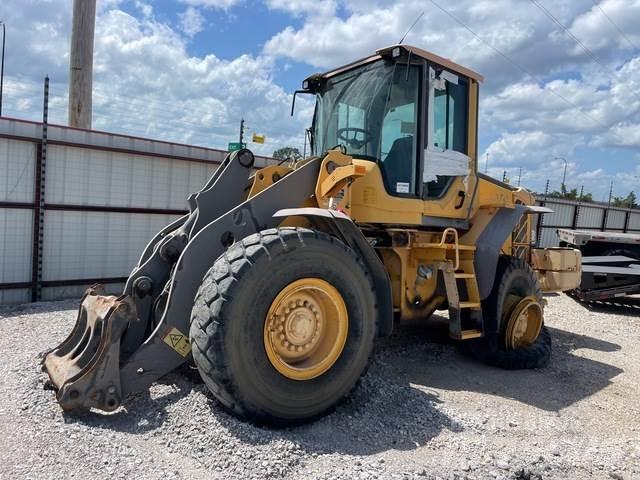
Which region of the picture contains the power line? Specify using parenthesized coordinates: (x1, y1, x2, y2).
(427, 0, 603, 127)
(529, 0, 640, 105)
(589, 0, 639, 52)
(529, 0, 602, 65)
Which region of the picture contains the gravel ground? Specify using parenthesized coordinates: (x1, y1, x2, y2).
(1, 293, 638, 480)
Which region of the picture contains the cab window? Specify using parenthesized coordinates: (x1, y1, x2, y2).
(425, 68, 469, 198)
(378, 66, 420, 195)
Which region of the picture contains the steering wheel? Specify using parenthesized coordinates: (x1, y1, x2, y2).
(337, 127, 371, 150)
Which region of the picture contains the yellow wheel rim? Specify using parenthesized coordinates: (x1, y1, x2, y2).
(504, 295, 543, 350)
(264, 278, 348, 381)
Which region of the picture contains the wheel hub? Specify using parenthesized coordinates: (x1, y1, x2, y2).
(504, 295, 543, 350)
(264, 278, 348, 380)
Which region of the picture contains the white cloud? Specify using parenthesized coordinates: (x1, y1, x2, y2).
(265, 0, 337, 18)
(263, 0, 596, 78)
(591, 122, 640, 148)
(264, 4, 423, 69)
(134, 1, 153, 18)
(178, 0, 241, 10)
(178, 7, 205, 38)
(1, 3, 310, 155)
(576, 168, 605, 180)
(2, 0, 639, 198)
(0, 0, 71, 82)
(483, 131, 566, 167)
(570, 0, 640, 53)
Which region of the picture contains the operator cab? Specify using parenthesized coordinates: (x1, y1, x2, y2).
(301, 45, 483, 202)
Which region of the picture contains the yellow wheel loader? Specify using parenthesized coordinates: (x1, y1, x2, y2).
(42, 45, 581, 425)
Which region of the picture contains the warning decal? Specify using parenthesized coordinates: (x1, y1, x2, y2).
(162, 327, 192, 357)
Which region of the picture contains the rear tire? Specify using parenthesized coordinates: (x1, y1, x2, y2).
(464, 256, 551, 369)
(189, 227, 377, 426)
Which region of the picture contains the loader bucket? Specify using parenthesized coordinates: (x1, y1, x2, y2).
(42, 285, 136, 412)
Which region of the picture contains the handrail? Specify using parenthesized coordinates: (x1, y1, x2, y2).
(439, 228, 460, 270)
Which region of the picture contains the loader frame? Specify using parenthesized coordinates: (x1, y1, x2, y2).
(43, 150, 371, 411)
(42, 44, 583, 420)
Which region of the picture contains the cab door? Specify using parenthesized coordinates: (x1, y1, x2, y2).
(421, 64, 479, 226)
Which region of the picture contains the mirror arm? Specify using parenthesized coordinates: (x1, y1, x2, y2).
(291, 89, 311, 116)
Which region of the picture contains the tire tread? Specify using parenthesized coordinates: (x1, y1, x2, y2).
(190, 227, 378, 424)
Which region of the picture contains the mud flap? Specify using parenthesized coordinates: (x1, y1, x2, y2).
(41, 286, 137, 411)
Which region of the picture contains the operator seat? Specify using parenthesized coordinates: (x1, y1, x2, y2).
(382, 136, 413, 194)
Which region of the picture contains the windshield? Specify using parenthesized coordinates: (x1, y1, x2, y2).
(312, 60, 419, 161)
(311, 59, 421, 194)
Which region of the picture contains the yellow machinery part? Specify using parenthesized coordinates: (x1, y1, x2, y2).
(503, 295, 543, 349)
(263, 278, 349, 381)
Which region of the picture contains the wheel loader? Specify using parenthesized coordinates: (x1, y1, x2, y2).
(42, 45, 582, 425)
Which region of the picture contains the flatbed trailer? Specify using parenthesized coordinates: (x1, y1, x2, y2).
(556, 228, 640, 302)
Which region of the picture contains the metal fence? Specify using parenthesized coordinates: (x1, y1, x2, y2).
(535, 196, 640, 248)
(0, 116, 278, 304)
(2, 108, 639, 304)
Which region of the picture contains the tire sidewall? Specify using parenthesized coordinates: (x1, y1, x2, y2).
(470, 256, 551, 369)
(201, 231, 376, 422)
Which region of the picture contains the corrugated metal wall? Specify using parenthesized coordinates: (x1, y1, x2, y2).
(2, 116, 639, 304)
(535, 196, 640, 247)
(0, 117, 277, 304)
(0, 137, 36, 304)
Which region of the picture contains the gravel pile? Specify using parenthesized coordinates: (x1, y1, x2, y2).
(1, 294, 638, 480)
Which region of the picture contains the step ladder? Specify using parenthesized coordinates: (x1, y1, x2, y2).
(431, 228, 484, 341)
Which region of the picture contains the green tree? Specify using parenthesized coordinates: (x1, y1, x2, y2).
(566, 188, 579, 200)
(613, 191, 638, 208)
(580, 192, 593, 202)
(547, 186, 594, 203)
(272, 147, 303, 163)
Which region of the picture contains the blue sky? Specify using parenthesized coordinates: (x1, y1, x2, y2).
(1, 0, 639, 199)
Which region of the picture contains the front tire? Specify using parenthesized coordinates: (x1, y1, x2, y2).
(190, 227, 377, 426)
(465, 256, 551, 369)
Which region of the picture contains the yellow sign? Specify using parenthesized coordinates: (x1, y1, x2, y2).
(252, 133, 265, 144)
(162, 327, 191, 357)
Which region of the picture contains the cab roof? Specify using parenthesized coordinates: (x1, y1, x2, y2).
(305, 44, 484, 85)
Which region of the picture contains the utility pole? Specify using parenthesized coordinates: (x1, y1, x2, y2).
(68, 0, 96, 129)
(484, 153, 489, 174)
(608, 180, 613, 206)
(517, 167, 522, 187)
(554, 156, 567, 192)
(0, 21, 5, 117)
(239, 118, 245, 144)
